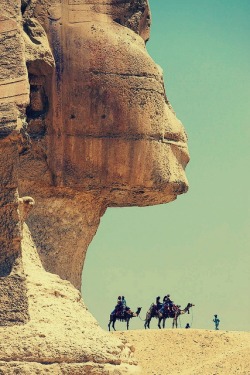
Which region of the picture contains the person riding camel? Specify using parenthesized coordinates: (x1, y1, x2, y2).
(164, 294, 173, 305)
(163, 294, 173, 305)
(121, 296, 127, 314)
(111, 296, 122, 316)
(162, 294, 175, 314)
(155, 296, 162, 312)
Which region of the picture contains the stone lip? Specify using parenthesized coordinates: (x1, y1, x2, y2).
(0, 225, 139, 374)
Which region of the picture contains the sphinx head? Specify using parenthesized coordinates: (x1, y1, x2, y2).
(22, 0, 189, 207)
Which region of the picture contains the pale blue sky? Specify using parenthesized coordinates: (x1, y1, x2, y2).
(82, 0, 250, 331)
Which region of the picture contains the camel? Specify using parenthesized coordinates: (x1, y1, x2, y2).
(158, 303, 194, 329)
(144, 303, 158, 329)
(108, 307, 142, 331)
(144, 302, 194, 329)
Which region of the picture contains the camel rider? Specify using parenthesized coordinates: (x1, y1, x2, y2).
(111, 296, 122, 315)
(155, 296, 162, 312)
(121, 296, 127, 313)
(163, 294, 173, 305)
(163, 294, 174, 313)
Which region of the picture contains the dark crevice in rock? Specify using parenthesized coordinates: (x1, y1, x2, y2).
(0, 254, 16, 277)
(91, 70, 159, 79)
(25, 75, 49, 139)
(21, 0, 31, 16)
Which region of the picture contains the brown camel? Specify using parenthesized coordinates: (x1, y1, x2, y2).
(158, 303, 195, 329)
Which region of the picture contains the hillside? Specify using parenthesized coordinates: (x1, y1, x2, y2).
(114, 329, 250, 374)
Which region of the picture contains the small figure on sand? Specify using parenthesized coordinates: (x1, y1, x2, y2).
(213, 314, 220, 330)
(185, 323, 190, 329)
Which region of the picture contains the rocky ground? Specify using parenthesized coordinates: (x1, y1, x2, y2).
(114, 329, 250, 375)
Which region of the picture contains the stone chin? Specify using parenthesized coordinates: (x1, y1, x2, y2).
(53, 135, 189, 207)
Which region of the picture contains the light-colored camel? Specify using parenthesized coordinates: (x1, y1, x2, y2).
(144, 303, 158, 329)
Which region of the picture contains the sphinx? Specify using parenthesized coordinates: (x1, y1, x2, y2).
(0, 0, 189, 373)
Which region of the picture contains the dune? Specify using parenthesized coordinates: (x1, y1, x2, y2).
(114, 329, 250, 374)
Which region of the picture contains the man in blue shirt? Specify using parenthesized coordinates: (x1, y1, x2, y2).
(213, 314, 220, 330)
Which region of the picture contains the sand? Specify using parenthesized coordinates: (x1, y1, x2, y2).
(114, 329, 250, 375)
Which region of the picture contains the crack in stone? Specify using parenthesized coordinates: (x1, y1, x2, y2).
(91, 70, 160, 80)
(55, 132, 186, 147)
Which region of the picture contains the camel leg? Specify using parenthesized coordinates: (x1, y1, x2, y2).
(175, 315, 178, 328)
(112, 320, 116, 331)
(127, 319, 129, 330)
(172, 317, 177, 329)
(158, 318, 162, 329)
(108, 316, 112, 331)
(163, 318, 166, 329)
(145, 318, 151, 329)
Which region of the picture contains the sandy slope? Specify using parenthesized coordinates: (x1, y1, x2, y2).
(114, 329, 250, 375)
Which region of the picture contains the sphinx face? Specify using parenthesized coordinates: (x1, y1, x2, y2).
(30, 0, 189, 206)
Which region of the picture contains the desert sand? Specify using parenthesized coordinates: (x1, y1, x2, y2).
(114, 329, 250, 375)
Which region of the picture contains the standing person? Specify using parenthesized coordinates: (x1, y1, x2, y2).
(185, 323, 190, 329)
(213, 314, 220, 330)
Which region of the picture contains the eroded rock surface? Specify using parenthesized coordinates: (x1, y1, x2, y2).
(0, 1, 30, 327)
(0, 225, 139, 374)
(0, 0, 189, 373)
(19, 0, 189, 287)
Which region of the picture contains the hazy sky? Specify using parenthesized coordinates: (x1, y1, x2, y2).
(82, 0, 250, 331)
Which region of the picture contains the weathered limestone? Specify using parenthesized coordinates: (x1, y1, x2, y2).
(0, 224, 139, 374)
(19, 0, 189, 286)
(0, 2, 30, 327)
(0, 0, 189, 373)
